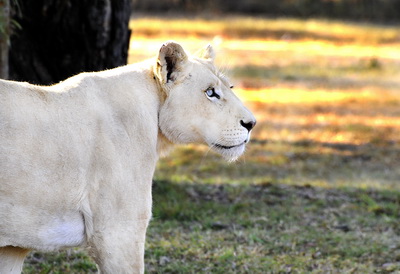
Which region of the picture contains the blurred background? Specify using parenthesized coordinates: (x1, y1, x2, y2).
(127, 1, 400, 190)
(1, 0, 399, 272)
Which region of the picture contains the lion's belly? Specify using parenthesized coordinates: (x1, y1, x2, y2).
(0, 204, 85, 250)
(37, 212, 86, 249)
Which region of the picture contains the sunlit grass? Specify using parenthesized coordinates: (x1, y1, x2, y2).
(221, 39, 400, 60)
(129, 36, 400, 64)
(130, 16, 400, 44)
(129, 16, 400, 70)
(235, 87, 395, 104)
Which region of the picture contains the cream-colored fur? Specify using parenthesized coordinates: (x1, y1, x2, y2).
(0, 42, 255, 273)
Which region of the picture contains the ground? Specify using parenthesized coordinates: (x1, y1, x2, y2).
(23, 15, 400, 273)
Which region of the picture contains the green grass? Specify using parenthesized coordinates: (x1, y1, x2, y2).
(24, 250, 97, 273)
(145, 179, 400, 272)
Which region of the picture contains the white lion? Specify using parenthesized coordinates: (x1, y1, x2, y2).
(0, 41, 256, 273)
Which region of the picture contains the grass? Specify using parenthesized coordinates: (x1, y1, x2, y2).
(130, 16, 400, 44)
(145, 180, 400, 273)
(23, 15, 400, 273)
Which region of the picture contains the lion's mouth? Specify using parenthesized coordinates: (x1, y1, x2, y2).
(213, 141, 246, 150)
(210, 139, 249, 161)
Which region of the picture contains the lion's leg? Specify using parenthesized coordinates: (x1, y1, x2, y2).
(88, 187, 152, 274)
(90, 221, 149, 274)
(0, 246, 30, 274)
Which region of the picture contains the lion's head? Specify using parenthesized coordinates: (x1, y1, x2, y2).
(154, 41, 256, 161)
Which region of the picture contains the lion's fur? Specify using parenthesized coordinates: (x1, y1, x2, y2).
(0, 42, 255, 273)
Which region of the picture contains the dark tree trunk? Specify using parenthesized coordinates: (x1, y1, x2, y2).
(0, 0, 10, 79)
(9, 0, 131, 85)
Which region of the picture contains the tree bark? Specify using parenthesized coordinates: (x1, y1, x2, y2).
(0, 0, 10, 79)
(9, 0, 131, 85)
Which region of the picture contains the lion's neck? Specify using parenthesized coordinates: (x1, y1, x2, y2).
(138, 60, 175, 158)
(156, 131, 175, 157)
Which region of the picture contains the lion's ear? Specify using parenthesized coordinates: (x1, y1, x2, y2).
(155, 41, 188, 84)
(196, 44, 215, 61)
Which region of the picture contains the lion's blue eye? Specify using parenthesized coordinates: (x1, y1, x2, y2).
(205, 88, 220, 99)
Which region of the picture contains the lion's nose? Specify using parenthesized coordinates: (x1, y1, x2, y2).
(240, 119, 256, 132)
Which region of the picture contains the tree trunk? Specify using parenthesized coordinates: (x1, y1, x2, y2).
(0, 0, 10, 79)
(9, 0, 131, 85)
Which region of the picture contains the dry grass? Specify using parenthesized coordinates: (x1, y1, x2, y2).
(130, 16, 400, 43)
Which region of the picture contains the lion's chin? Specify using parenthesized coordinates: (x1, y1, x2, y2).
(212, 143, 246, 162)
